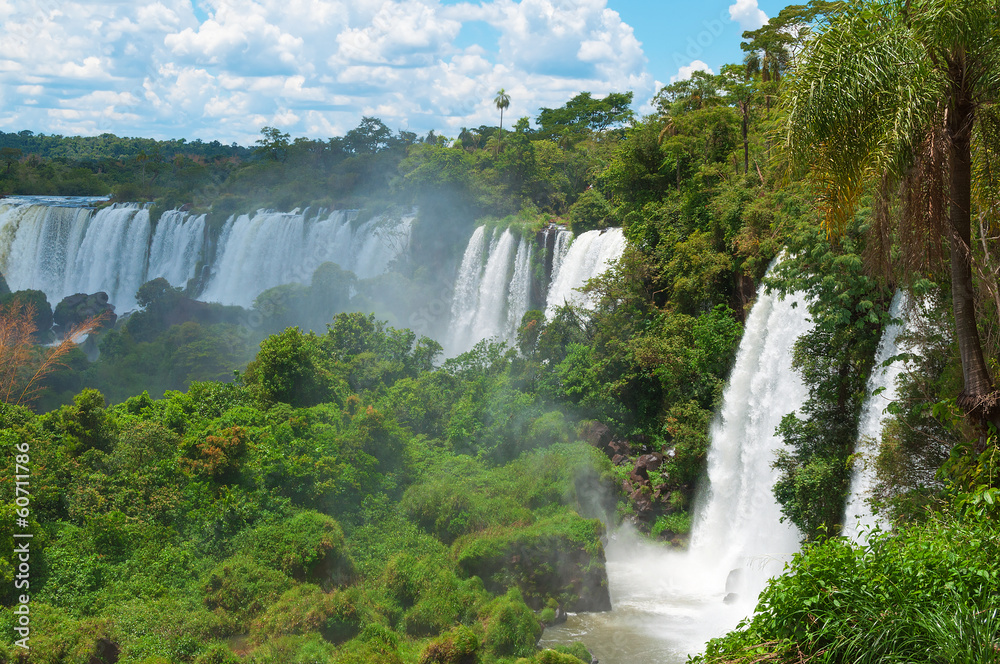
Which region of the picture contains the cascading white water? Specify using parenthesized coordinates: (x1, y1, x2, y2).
(0, 197, 413, 312)
(73, 205, 152, 310)
(842, 290, 909, 543)
(549, 227, 572, 285)
(545, 228, 625, 316)
(448, 226, 489, 352)
(201, 208, 414, 307)
(468, 229, 517, 341)
(0, 201, 93, 300)
(0, 200, 157, 310)
(447, 228, 520, 355)
(446, 225, 624, 356)
(688, 269, 809, 599)
(505, 238, 532, 340)
(148, 210, 207, 290)
(541, 262, 812, 663)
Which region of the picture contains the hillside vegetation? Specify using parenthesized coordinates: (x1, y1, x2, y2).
(1, 0, 1000, 661)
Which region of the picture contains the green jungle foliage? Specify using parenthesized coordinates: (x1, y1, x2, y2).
(2, 0, 1000, 660)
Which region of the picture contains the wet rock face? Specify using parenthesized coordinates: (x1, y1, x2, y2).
(54, 291, 117, 334)
(456, 515, 612, 613)
(582, 420, 687, 544)
(579, 420, 613, 450)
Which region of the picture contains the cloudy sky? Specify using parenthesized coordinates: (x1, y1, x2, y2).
(0, 0, 788, 144)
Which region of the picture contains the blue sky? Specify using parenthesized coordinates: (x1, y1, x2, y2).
(0, 0, 790, 145)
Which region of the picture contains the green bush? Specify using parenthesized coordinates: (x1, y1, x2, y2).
(237, 510, 355, 586)
(252, 584, 366, 644)
(455, 512, 610, 611)
(481, 588, 542, 659)
(418, 625, 479, 664)
(201, 555, 291, 623)
(697, 510, 1000, 663)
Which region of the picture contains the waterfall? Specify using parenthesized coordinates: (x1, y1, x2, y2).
(505, 238, 532, 340)
(73, 205, 152, 310)
(0, 197, 412, 312)
(448, 226, 489, 353)
(688, 266, 810, 600)
(446, 225, 624, 356)
(549, 227, 573, 285)
(447, 228, 521, 355)
(842, 290, 909, 543)
(148, 210, 207, 290)
(0, 201, 157, 311)
(0, 201, 92, 301)
(545, 228, 625, 317)
(201, 209, 414, 307)
(540, 265, 814, 662)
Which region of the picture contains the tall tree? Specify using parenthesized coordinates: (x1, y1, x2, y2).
(494, 88, 511, 153)
(785, 0, 1000, 430)
(720, 64, 755, 175)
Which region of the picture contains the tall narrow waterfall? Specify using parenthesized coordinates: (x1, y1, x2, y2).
(540, 264, 814, 663)
(689, 264, 809, 601)
(549, 227, 573, 285)
(843, 291, 909, 543)
(0, 198, 412, 311)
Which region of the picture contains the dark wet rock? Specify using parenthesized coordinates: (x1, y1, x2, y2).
(580, 420, 613, 450)
(635, 453, 664, 474)
(54, 292, 117, 334)
(607, 438, 629, 456)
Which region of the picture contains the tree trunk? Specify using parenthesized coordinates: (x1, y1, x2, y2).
(742, 103, 749, 175)
(947, 86, 999, 430)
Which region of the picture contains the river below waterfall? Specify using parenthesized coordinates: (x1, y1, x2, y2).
(540, 528, 773, 663)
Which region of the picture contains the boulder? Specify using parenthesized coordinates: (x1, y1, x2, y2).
(636, 453, 664, 472)
(628, 486, 654, 517)
(579, 420, 613, 450)
(54, 291, 117, 334)
(606, 438, 629, 456)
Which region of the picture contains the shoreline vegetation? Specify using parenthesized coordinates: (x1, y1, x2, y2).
(1, 0, 999, 661)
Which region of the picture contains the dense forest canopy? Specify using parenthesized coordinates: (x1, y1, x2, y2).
(1, 0, 1000, 662)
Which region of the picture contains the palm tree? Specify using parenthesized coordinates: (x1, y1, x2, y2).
(785, 0, 1000, 430)
(494, 88, 511, 153)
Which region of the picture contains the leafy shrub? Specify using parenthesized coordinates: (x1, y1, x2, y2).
(418, 625, 479, 664)
(697, 510, 1000, 663)
(332, 624, 405, 664)
(242, 328, 348, 408)
(480, 588, 543, 659)
(455, 512, 610, 611)
(237, 510, 355, 587)
(252, 584, 366, 644)
(201, 555, 290, 623)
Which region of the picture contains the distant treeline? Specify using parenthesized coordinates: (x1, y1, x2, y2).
(0, 91, 636, 224)
(0, 130, 253, 162)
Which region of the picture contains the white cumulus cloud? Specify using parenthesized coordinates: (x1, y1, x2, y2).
(0, 0, 654, 143)
(670, 60, 714, 84)
(728, 0, 767, 31)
